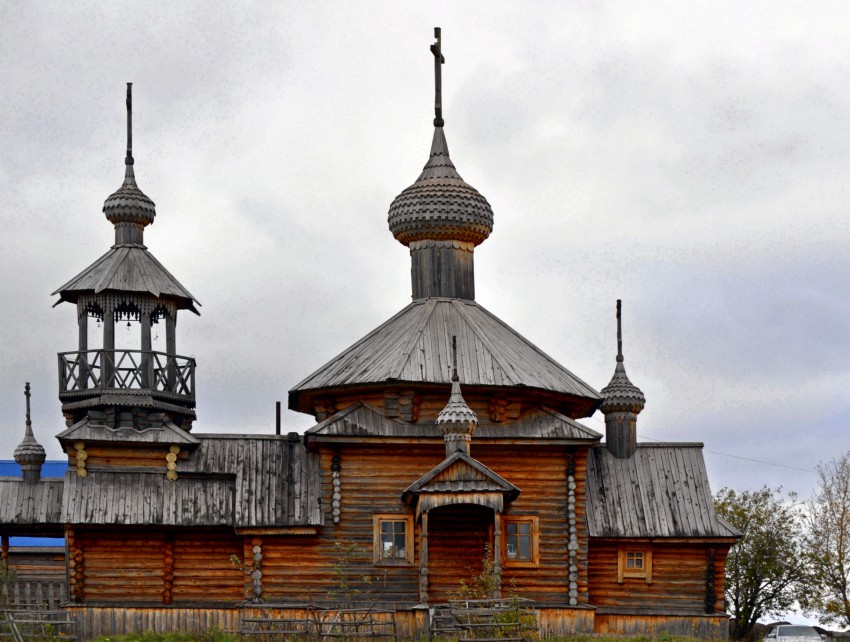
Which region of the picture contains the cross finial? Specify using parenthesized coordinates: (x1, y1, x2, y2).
(24, 382, 33, 437)
(451, 335, 458, 382)
(125, 82, 134, 166)
(430, 27, 445, 127)
(616, 299, 623, 363)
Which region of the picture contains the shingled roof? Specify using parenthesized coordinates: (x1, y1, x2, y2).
(52, 245, 199, 314)
(586, 443, 739, 539)
(290, 298, 602, 416)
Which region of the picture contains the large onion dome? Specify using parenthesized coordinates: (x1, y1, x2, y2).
(388, 127, 493, 247)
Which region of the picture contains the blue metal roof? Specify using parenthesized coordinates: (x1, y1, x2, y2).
(0, 460, 67, 478)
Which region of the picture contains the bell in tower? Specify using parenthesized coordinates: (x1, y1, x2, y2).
(52, 84, 201, 435)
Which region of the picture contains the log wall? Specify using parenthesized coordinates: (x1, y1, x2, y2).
(588, 540, 723, 613)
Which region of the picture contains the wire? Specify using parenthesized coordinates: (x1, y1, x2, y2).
(588, 415, 815, 473)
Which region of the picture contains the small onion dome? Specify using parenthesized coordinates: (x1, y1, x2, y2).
(103, 164, 156, 227)
(14, 434, 46, 475)
(388, 127, 493, 246)
(14, 383, 46, 483)
(600, 359, 646, 415)
(437, 378, 479, 428)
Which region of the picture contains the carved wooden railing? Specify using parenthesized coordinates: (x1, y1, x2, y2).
(58, 350, 196, 398)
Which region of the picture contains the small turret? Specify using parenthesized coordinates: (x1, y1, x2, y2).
(600, 300, 645, 458)
(14, 383, 46, 483)
(436, 336, 478, 457)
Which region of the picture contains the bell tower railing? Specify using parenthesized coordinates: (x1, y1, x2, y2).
(58, 349, 196, 400)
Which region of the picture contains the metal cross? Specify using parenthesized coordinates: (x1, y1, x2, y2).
(431, 27, 445, 127)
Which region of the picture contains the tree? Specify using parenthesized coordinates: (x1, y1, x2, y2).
(800, 452, 850, 627)
(714, 486, 805, 639)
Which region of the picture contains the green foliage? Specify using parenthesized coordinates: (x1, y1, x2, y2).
(714, 486, 804, 639)
(800, 452, 850, 627)
(454, 543, 501, 599)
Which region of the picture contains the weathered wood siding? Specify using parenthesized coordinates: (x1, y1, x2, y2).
(65, 605, 240, 639)
(588, 540, 722, 612)
(594, 612, 730, 637)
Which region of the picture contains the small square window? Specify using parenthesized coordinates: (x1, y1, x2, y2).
(373, 514, 414, 566)
(502, 516, 539, 568)
(618, 546, 652, 584)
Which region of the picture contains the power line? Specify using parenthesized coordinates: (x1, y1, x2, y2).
(588, 415, 815, 473)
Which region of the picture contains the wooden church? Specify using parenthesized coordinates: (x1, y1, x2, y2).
(0, 29, 738, 639)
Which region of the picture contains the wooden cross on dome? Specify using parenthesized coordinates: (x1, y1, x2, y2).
(431, 27, 445, 127)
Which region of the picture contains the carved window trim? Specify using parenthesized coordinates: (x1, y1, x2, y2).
(618, 546, 652, 584)
(373, 514, 414, 566)
(502, 516, 539, 568)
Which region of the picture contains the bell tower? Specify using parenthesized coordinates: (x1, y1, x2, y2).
(52, 84, 200, 433)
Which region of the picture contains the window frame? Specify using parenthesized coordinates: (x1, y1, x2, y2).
(617, 546, 652, 584)
(372, 514, 414, 566)
(501, 515, 540, 568)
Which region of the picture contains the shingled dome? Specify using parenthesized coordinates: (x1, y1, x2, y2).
(600, 360, 646, 413)
(103, 165, 156, 227)
(388, 127, 493, 247)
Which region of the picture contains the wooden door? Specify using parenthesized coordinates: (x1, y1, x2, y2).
(426, 504, 493, 603)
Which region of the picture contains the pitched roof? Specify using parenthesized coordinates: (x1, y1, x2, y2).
(305, 402, 601, 443)
(52, 245, 199, 313)
(585, 443, 738, 539)
(0, 478, 64, 532)
(290, 298, 601, 415)
(402, 451, 520, 515)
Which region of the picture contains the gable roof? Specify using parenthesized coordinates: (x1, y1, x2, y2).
(402, 451, 520, 515)
(290, 298, 601, 416)
(585, 443, 739, 539)
(52, 245, 199, 313)
(305, 401, 601, 444)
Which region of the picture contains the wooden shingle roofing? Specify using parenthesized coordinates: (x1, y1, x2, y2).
(585, 443, 739, 539)
(52, 245, 200, 313)
(0, 478, 64, 530)
(289, 298, 601, 414)
(56, 436, 322, 528)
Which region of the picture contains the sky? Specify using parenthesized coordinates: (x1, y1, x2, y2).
(1, 1, 848, 506)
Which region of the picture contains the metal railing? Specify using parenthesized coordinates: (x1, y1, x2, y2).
(58, 349, 196, 398)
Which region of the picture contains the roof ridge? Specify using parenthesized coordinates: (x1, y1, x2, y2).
(390, 298, 439, 380)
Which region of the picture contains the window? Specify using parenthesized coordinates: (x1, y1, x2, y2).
(502, 516, 539, 567)
(617, 546, 652, 583)
(372, 514, 414, 565)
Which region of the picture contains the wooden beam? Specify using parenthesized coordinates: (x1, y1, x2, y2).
(419, 511, 429, 604)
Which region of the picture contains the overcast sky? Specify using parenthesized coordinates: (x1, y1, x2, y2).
(2, 2, 848, 503)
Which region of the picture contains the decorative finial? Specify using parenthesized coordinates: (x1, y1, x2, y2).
(125, 82, 134, 166)
(451, 335, 458, 382)
(24, 381, 33, 437)
(616, 299, 623, 363)
(430, 27, 445, 127)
